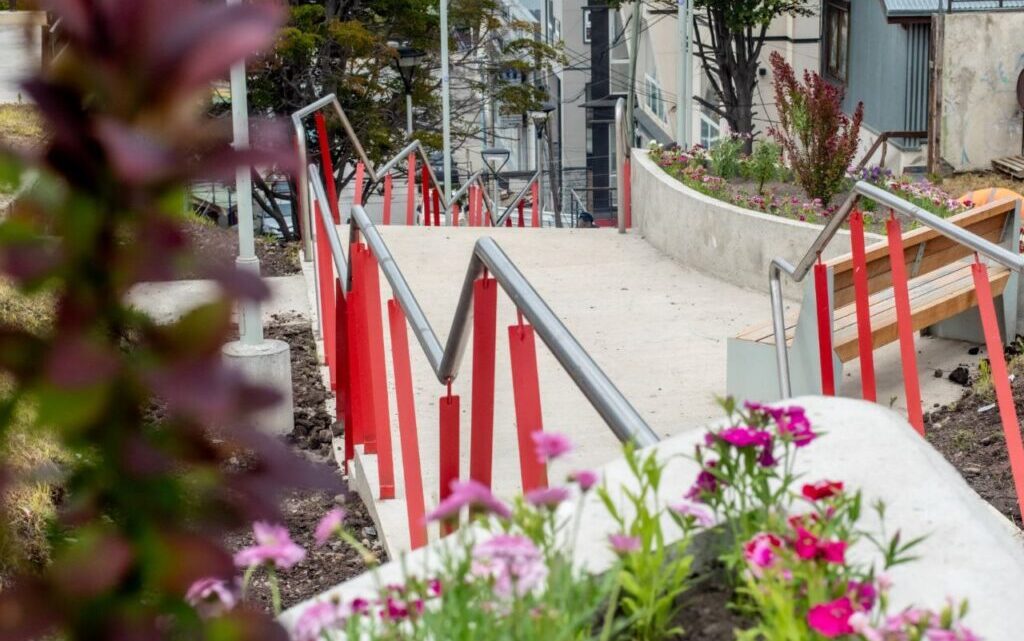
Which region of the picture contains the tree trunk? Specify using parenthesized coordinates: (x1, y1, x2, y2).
(252, 169, 295, 240)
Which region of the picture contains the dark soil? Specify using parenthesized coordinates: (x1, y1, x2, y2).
(183, 218, 300, 278)
(925, 344, 1024, 528)
(678, 566, 749, 640)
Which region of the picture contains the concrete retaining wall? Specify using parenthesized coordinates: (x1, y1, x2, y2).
(632, 151, 883, 300)
(0, 12, 45, 104)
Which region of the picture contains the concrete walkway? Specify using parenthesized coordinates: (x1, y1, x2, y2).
(338, 226, 976, 555)
(128, 275, 309, 325)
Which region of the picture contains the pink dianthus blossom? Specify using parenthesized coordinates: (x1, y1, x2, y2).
(294, 601, 349, 641)
(570, 469, 599, 491)
(608, 533, 641, 554)
(807, 597, 855, 638)
(525, 486, 570, 508)
(471, 534, 548, 598)
(314, 507, 346, 547)
(426, 479, 513, 522)
(669, 499, 715, 527)
(185, 577, 237, 619)
(744, 532, 782, 576)
(234, 522, 306, 570)
(532, 432, 573, 462)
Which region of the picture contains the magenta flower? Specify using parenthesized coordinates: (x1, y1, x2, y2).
(570, 469, 599, 491)
(807, 597, 855, 637)
(471, 534, 548, 598)
(669, 499, 715, 527)
(819, 539, 847, 564)
(686, 460, 721, 501)
(532, 431, 573, 463)
(777, 406, 815, 446)
(849, 612, 884, 641)
(294, 600, 349, 641)
(234, 522, 306, 570)
(426, 479, 513, 522)
(743, 532, 782, 576)
(847, 580, 877, 611)
(314, 507, 346, 547)
(802, 480, 844, 501)
(525, 486, 570, 508)
(608, 533, 641, 555)
(717, 426, 772, 448)
(792, 525, 820, 560)
(185, 577, 237, 619)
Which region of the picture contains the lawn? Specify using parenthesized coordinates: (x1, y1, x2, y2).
(0, 103, 44, 149)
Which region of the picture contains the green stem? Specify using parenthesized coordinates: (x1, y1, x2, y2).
(599, 576, 623, 641)
(241, 564, 257, 601)
(268, 566, 281, 615)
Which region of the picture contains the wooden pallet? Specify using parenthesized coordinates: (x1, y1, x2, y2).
(993, 155, 1024, 179)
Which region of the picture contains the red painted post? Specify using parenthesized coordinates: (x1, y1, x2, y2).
(439, 390, 461, 535)
(886, 216, 925, 434)
(314, 201, 336, 385)
(517, 200, 525, 227)
(531, 181, 540, 227)
(335, 281, 354, 471)
(314, 113, 341, 224)
(849, 211, 877, 402)
(505, 210, 513, 227)
(470, 278, 498, 487)
(353, 161, 365, 205)
(432, 188, 441, 227)
(972, 258, 1024, 518)
(382, 173, 393, 225)
(475, 186, 484, 227)
(508, 320, 548, 492)
(813, 261, 835, 396)
(359, 248, 396, 498)
(421, 164, 431, 226)
(452, 202, 460, 227)
(406, 154, 416, 226)
(347, 244, 366, 448)
(624, 158, 632, 229)
(387, 300, 428, 548)
(424, 188, 432, 227)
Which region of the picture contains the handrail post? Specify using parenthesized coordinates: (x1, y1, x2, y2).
(615, 97, 627, 234)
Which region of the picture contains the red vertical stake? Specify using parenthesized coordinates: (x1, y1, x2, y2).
(849, 211, 877, 402)
(406, 154, 416, 226)
(452, 202, 460, 227)
(382, 173, 393, 225)
(531, 181, 540, 227)
(475, 186, 484, 227)
(624, 158, 632, 229)
(505, 210, 513, 227)
(517, 200, 525, 227)
(347, 245, 366, 448)
(360, 245, 395, 498)
(432, 188, 441, 227)
(439, 390, 461, 535)
(421, 165, 431, 226)
(424, 189, 432, 227)
(313, 113, 341, 224)
(335, 281, 353, 471)
(508, 321, 548, 492)
(886, 216, 925, 434)
(353, 161, 365, 205)
(813, 261, 835, 396)
(470, 278, 498, 487)
(387, 300, 428, 548)
(313, 202, 336, 385)
(972, 258, 1024, 519)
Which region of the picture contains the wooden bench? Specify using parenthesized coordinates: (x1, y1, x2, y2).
(727, 197, 1022, 402)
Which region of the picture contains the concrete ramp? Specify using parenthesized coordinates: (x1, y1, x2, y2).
(347, 226, 769, 554)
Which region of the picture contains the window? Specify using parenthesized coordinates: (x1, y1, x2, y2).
(825, 1, 849, 83)
(645, 74, 665, 121)
(699, 113, 720, 149)
(582, 9, 592, 44)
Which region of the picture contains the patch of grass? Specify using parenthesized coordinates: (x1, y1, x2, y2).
(972, 358, 994, 402)
(935, 171, 1024, 200)
(951, 428, 974, 452)
(0, 103, 44, 147)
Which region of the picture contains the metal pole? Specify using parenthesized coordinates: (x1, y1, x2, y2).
(677, 0, 692, 147)
(615, 98, 626, 234)
(406, 93, 414, 137)
(440, 0, 453, 205)
(536, 124, 544, 226)
(228, 3, 263, 344)
(625, 1, 642, 149)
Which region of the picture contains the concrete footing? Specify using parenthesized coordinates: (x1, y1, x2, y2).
(222, 338, 294, 435)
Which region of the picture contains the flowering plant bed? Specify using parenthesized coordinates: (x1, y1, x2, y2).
(648, 142, 968, 235)
(189, 404, 986, 640)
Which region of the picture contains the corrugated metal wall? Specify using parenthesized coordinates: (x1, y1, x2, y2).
(903, 23, 930, 148)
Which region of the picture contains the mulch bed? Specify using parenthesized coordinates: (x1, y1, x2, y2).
(267, 318, 335, 458)
(183, 218, 300, 278)
(678, 565, 749, 640)
(925, 343, 1024, 529)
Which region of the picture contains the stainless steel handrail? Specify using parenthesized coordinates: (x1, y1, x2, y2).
(306, 166, 659, 447)
(292, 94, 499, 259)
(769, 180, 1024, 397)
(492, 170, 541, 227)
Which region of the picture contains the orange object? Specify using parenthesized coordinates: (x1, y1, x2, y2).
(958, 187, 1023, 208)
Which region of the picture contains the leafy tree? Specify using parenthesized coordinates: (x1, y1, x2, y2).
(691, 0, 815, 151)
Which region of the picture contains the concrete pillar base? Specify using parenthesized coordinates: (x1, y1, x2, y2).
(222, 338, 294, 436)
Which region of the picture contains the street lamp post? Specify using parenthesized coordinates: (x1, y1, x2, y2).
(529, 100, 556, 226)
(390, 43, 427, 137)
(480, 146, 510, 220)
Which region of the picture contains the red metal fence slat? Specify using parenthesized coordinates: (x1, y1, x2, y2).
(849, 210, 877, 402)
(382, 173, 392, 225)
(421, 165, 431, 226)
(386, 299, 428, 548)
(314, 201, 336, 386)
(531, 182, 540, 228)
(508, 321, 548, 492)
(470, 278, 498, 487)
(406, 154, 416, 226)
(439, 391, 461, 535)
(432, 189, 441, 227)
(517, 201, 525, 227)
(359, 245, 396, 500)
(886, 216, 925, 434)
(971, 259, 1024, 519)
(814, 261, 836, 396)
(347, 244, 367, 448)
(354, 161, 365, 205)
(452, 202, 460, 227)
(313, 112, 341, 224)
(336, 281, 354, 472)
(624, 158, 632, 229)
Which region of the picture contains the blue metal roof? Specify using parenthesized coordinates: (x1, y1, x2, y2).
(884, 0, 1024, 16)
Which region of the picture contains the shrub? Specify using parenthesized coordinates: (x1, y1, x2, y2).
(708, 135, 744, 179)
(742, 141, 783, 194)
(769, 51, 864, 205)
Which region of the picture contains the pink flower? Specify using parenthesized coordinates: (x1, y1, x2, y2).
(532, 432, 573, 462)
(294, 600, 348, 641)
(847, 580, 877, 611)
(717, 426, 772, 448)
(820, 539, 847, 564)
(792, 525, 820, 560)
(802, 480, 844, 501)
(525, 486, 570, 508)
(608, 533, 641, 554)
(570, 469, 599, 491)
(744, 532, 782, 575)
(234, 522, 306, 570)
(849, 612, 884, 641)
(669, 499, 715, 527)
(314, 508, 346, 547)
(777, 406, 816, 446)
(185, 577, 237, 619)
(426, 479, 513, 522)
(686, 460, 721, 501)
(807, 597, 855, 637)
(471, 534, 548, 598)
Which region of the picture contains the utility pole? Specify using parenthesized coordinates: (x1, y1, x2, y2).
(676, 0, 692, 148)
(624, 0, 643, 149)
(440, 0, 453, 204)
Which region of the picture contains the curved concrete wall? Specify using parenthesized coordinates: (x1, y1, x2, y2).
(632, 151, 883, 300)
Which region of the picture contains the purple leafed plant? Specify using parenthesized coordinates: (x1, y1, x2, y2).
(0, 1, 337, 638)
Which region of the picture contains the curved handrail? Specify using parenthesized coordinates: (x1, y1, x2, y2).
(307, 165, 659, 447)
(769, 180, 1024, 397)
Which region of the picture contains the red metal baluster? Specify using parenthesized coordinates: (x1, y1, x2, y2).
(505, 209, 513, 227)
(508, 314, 548, 492)
(347, 243, 366, 448)
(624, 158, 632, 229)
(531, 181, 540, 228)
(406, 154, 416, 226)
(313, 201, 336, 386)
(387, 299, 428, 548)
(424, 188, 432, 227)
(432, 188, 441, 227)
(813, 259, 835, 396)
(470, 277, 498, 487)
(972, 256, 1024, 519)
(517, 200, 525, 227)
(452, 202, 460, 227)
(849, 210, 877, 402)
(382, 173, 393, 225)
(314, 112, 341, 224)
(439, 384, 460, 535)
(421, 164, 431, 226)
(354, 161, 365, 205)
(359, 247, 395, 500)
(886, 214, 924, 434)
(335, 280, 354, 471)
